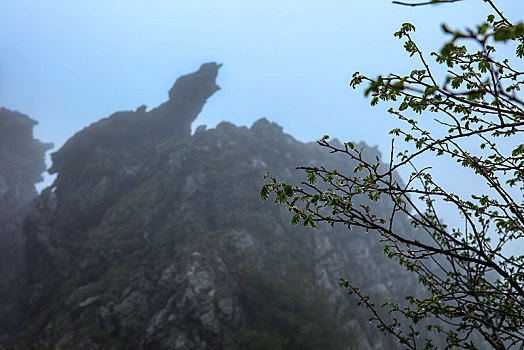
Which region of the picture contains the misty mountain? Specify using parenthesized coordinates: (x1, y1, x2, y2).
(0, 108, 53, 342)
(1, 64, 423, 349)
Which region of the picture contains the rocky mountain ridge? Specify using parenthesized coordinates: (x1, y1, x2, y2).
(0, 108, 52, 343)
(2, 63, 422, 349)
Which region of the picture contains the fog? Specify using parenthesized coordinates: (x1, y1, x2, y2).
(2, 1, 521, 239)
(2, 1, 520, 148)
(1, 2, 523, 348)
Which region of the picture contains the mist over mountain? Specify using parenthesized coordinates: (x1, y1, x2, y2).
(0, 64, 425, 349)
(0, 108, 53, 342)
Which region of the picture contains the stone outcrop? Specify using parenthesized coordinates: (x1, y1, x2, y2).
(0, 108, 52, 342)
(50, 62, 221, 180)
(0, 108, 52, 206)
(4, 64, 427, 349)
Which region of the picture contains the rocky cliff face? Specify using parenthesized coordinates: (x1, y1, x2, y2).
(0, 108, 52, 209)
(4, 63, 423, 349)
(0, 108, 52, 342)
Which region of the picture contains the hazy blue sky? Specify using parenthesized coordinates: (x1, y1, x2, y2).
(1, 0, 523, 213)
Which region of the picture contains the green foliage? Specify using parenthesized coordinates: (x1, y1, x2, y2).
(234, 272, 352, 350)
(263, 1, 524, 349)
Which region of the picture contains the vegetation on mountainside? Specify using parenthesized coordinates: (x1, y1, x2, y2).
(234, 271, 352, 350)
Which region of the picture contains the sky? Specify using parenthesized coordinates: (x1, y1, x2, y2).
(0, 0, 523, 231)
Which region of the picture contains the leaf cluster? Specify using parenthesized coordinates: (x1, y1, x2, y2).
(262, 1, 524, 348)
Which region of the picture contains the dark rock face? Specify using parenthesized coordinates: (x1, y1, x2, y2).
(45, 62, 222, 243)
(50, 62, 220, 201)
(0, 108, 53, 206)
(0, 108, 52, 342)
(7, 64, 423, 349)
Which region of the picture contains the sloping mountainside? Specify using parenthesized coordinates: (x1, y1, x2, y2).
(4, 63, 423, 349)
(0, 108, 52, 342)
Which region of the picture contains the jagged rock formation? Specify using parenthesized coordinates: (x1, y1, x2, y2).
(0, 108, 52, 342)
(47, 62, 222, 234)
(5, 63, 424, 349)
(0, 108, 52, 208)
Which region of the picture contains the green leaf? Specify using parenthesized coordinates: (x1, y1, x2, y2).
(303, 215, 316, 228)
(345, 141, 355, 149)
(517, 44, 524, 58)
(307, 172, 317, 185)
(283, 184, 294, 197)
(404, 40, 417, 56)
(424, 86, 439, 95)
(441, 43, 455, 57)
(291, 213, 301, 226)
(512, 144, 524, 157)
(494, 26, 513, 42)
(402, 23, 416, 32)
(478, 60, 490, 73)
(260, 184, 270, 202)
(350, 72, 363, 88)
(451, 77, 463, 89)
